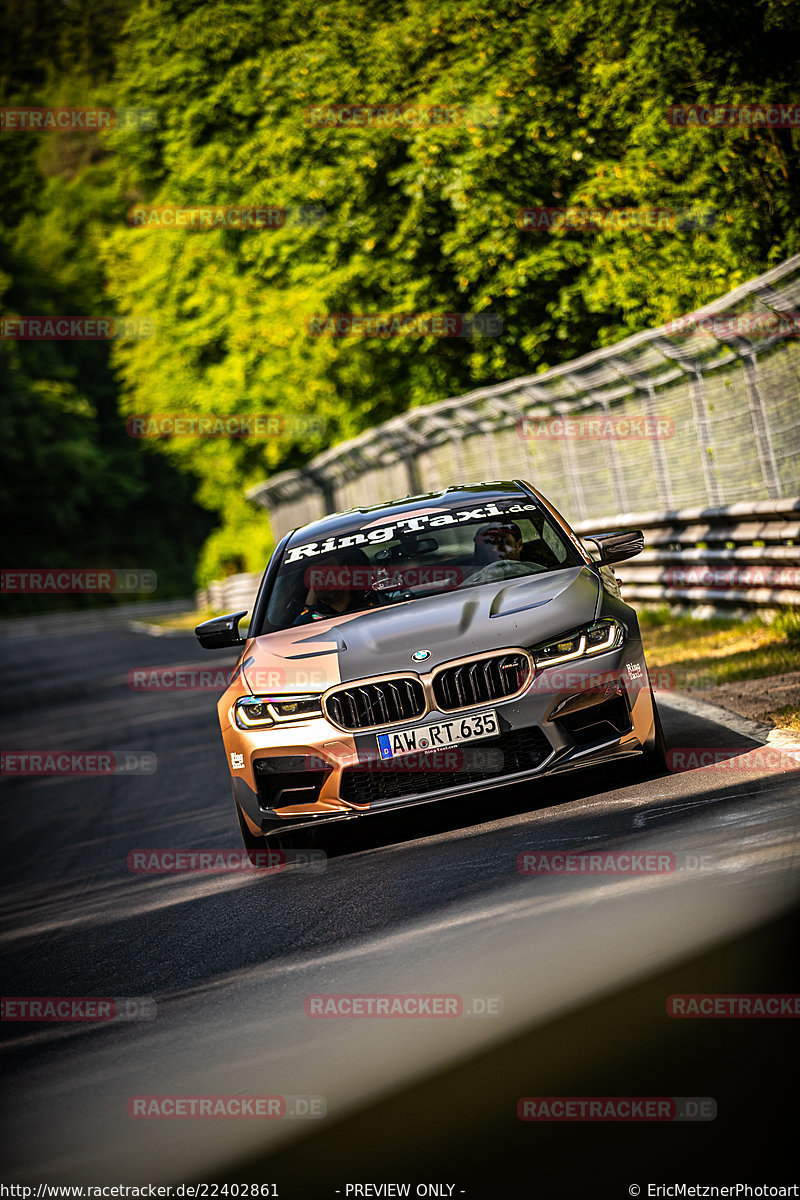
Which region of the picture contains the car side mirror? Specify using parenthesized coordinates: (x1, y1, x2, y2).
(195, 610, 249, 650)
(583, 530, 644, 565)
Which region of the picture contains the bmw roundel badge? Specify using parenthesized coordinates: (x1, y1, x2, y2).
(412, 649, 431, 662)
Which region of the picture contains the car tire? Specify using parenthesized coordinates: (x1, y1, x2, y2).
(266, 823, 329, 856)
(639, 687, 668, 777)
(235, 800, 269, 866)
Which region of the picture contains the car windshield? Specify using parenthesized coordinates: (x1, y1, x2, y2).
(262, 498, 583, 632)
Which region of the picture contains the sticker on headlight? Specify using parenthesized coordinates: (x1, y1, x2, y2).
(376, 709, 499, 759)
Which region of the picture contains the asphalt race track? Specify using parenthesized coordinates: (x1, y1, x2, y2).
(1, 624, 799, 1196)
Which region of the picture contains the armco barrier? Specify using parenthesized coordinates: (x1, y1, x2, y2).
(196, 573, 259, 614)
(199, 572, 261, 615)
(575, 499, 800, 609)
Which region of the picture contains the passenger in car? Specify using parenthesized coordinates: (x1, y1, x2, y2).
(292, 549, 380, 624)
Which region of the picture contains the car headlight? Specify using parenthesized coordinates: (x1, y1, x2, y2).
(234, 694, 323, 729)
(531, 619, 624, 667)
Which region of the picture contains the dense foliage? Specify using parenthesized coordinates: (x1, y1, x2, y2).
(2, 0, 798, 594)
(0, 0, 215, 607)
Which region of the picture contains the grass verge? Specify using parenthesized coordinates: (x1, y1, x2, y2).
(640, 605, 800, 730)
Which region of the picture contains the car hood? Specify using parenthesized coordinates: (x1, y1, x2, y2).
(243, 566, 600, 690)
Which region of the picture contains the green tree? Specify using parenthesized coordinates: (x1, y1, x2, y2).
(5, 0, 798, 589)
(0, 0, 215, 610)
(104, 0, 799, 578)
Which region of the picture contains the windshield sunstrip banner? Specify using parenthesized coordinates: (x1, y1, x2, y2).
(283, 502, 540, 563)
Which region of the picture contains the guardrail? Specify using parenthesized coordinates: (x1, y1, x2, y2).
(197, 573, 261, 616)
(577, 499, 800, 609)
(197, 499, 800, 615)
(247, 254, 800, 540)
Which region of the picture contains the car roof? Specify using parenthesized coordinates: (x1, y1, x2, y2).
(285, 481, 537, 545)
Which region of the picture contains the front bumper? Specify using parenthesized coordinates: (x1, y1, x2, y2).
(223, 634, 658, 838)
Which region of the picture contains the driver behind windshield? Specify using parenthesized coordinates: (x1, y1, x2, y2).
(468, 521, 541, 583)
(292, 549, 380, 625)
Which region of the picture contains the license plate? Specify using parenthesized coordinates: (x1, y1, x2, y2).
(376, 709, 499, 759)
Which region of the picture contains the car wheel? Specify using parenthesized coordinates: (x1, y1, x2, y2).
(639, 687, 668, 777)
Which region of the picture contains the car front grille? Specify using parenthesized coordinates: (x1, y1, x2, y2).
(432, 652, 531, 712)
(339, 727, 551, 806)
(324, 677, 426, 731)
